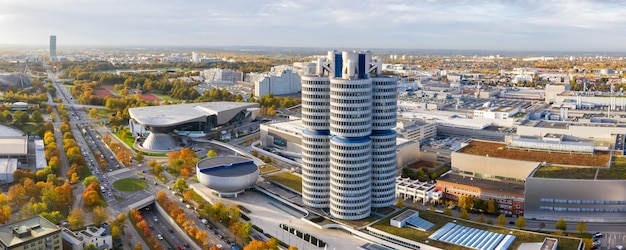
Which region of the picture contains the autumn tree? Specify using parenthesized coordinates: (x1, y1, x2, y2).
(459, 209, 470, 220)
(84, 244, 98, 250)
(515, 216, 526, 229)
(133, 242, 143, 250)
(135, 151, 144, 163)
(31, 111, 44, 123)
(68, 208, 86, 230)
(474, 214, 486, 223)
(496, 214, 507, 226)
(443, 207, 452, 216)
(244, 240, 270, 250)
(394, 198, 404, 207)
(576, 221, 586, 234)
(172, 178, 188, 193)
(8, 183, 27, 206)
(91, 206, 109, 226)
(40, 211, 63, 224)
(82, 175, 100, 187)
(0, 193, 11, 223)
(555, 218, 567, 232)
(487, 199, 498, 214)
(207, 149, 217, 158)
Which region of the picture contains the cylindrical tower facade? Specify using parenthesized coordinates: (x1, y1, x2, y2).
(371, 76, 398, 131)
(301, 76, 330, 131)
(301, 130, 330, 208)
(370, 130, 397, 207)
(329, 136, 372, 220)
(370, 75, 398, 208)
(329, 78, 372, 138)
(301, 51, 397, 220)
(301, 75, 331, 208)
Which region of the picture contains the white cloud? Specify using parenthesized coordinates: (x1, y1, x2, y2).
(0, 0, 625, 51)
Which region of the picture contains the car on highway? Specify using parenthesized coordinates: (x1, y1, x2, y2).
(157, 234, 163, 240)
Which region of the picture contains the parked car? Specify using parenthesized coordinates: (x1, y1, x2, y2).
(593, 232, 603, 238)
(592, 240, 601, 247)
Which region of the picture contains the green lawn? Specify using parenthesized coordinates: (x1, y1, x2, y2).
(95, 108, 114, 118)
(259, 164, 280, 174)
(266, 172, 302, 192)
(112, 178, 147, 192)
(151, 92, 179, 101)
(533, 165, 598, 179)
(154, 174, 168, 183)
(114, 128, 136, 149)
(598, 156, 626, 180)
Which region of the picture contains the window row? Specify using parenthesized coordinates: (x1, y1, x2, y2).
(333, 158, 369, 165)
(304, 194, 329, 199)
(331, 113, 370, 119)
(330, 128, 370, 134)
(302, 121, 329, 127)
(304, 115, 331, 120)
(540, 198, 626, 205)
(302, 150, 330, 156)
(330, 98, 370, 104)
(540, 206, 626, 213)
(302, 94, 329, 99)
(331, 106, 370, 111)
(331, 121, 370, 127)
(371, 88, 396, 92)
(331, 144, 370, 150)
(302, 101, 330, 106)
(331, 197, 370, 204)
(330, 84, 370, 89)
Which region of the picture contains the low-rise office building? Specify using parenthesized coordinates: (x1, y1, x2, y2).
(525, 165, 626, 222)
(0, 216, 62, 250)
(396, 118, 437, 143)
(447, 139, 625, 221)
(396, 177, 442, 205)
(61, 225, 112, 250)
(436, 173, 525, 216)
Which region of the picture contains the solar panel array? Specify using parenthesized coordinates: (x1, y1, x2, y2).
(429, 222, 516, 250)
(405, 216, 435, 231)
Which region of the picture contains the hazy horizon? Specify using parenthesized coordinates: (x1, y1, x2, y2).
(2, 0, 626, 52)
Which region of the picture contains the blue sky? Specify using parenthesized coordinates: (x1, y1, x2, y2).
(1, 0, 625, 51)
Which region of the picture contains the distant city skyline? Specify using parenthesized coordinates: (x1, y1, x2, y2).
(2, 0, 626, 52)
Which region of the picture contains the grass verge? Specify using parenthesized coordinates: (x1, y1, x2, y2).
(112, 178, 148, 192)
(259, 164, 280, 174)
(266, 172, 302, 192)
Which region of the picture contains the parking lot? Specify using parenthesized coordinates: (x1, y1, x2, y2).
(602, 232, 626, 250)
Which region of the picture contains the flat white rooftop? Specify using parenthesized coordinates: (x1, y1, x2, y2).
(128, 101, 258, 127)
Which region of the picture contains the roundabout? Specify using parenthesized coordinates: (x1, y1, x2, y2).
(112, 178, 148, 192)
